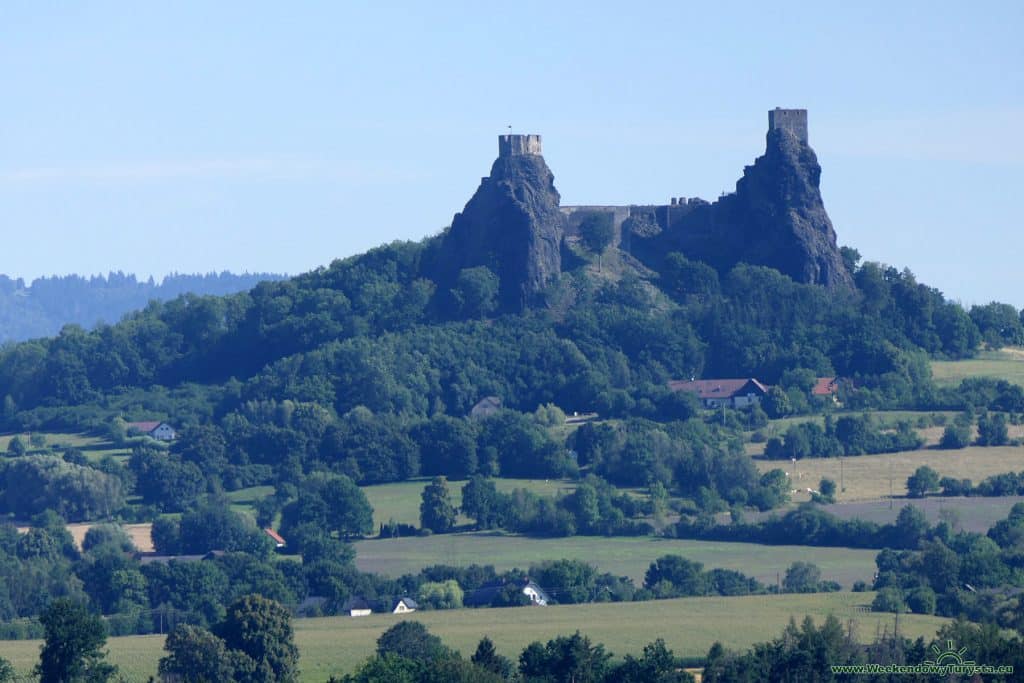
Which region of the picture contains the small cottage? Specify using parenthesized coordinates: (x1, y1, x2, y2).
(392, 597, 418, 614)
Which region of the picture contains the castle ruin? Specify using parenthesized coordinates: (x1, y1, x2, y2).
(768, 107, 808, 144)
(562, 108, 813, 247)
(498, 134, 543, 157)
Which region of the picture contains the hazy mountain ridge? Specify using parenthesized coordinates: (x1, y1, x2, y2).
(0, 271, 287, 343)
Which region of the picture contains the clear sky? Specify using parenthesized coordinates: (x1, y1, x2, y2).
(2, 2, 1022, 307)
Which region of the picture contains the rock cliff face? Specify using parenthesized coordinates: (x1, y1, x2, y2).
(633, 113, 854, 291)
(434, 135, 565, 311)
(429, 112, 852, 311)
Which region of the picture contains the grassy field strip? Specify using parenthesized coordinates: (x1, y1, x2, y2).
(757, 446, 1024, 502)
(0, 593, 950, 682)
(931, 348, 1024, 387)
(817, 496, 1024, 534)
(354, 532, 878, 588)
(361, 478, 579, 528)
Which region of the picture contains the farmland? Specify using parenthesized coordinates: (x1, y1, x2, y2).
(757, 445, 1024, 502)
(0, 593, 951, 682)
(354, 532, 878, 588)
(931, 347, 1024, 387)
(817, 495, 1024, 534)
(0, 431, 130, 461)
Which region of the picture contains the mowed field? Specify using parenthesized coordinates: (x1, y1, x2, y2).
(0, 431, 131, 463)
(819, 496, 1024, 534)
(354, 532, 878, 588)
(757, 446, 1024, 503)
(362, 478, 580, 528)
(931, 347, 1024, 387)
(0, 593, 950, 682)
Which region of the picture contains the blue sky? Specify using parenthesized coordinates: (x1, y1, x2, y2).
(1, 1, 1022, 306)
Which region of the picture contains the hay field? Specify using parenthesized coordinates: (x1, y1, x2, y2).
(0, 593, 950, 682)
(756, 445, 1024, 503)
(354, 532, 878, 588)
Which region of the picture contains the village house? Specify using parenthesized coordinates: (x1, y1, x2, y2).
(391, 597, 418, 614)
(667, 378, 769, 409)
(811, 377, 841, 403)
(125, 420, 177, 441)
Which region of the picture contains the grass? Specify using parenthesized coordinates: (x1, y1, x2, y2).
(0, 593, 951, 681)
(0, 431, 131, 462)
(224, 485, 276, 516)
(931, 347, 1024, 387)
(816, 495, 1024, 534)
(756, 445, 1024, 503)
(361, 478, 578, 529)
(354, 532, 878, 588)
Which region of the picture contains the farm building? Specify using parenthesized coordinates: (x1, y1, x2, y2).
(667, 378, 769, 409)
(126, 420, 177, 441)
(264, 528, 286, 549)
(342, 596, 372, 617)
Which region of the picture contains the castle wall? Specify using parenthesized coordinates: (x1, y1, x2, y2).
(560, 205, 631, 246)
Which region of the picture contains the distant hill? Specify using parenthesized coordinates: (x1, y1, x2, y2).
(0, 108, 1016, 443)
(0, 271, 287, 343)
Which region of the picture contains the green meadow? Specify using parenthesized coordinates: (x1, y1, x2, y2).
(0, 593, 950, 682)
(354, 532, 878, 588)
(931, 347, 1024, 387)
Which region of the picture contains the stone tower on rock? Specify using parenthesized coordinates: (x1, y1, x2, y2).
(630, 108, 854, 291)
(431, 134, 566, 312)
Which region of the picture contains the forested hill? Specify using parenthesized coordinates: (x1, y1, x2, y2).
(0, 117, 1021, 456)
(1, 123, 1023, 534)
(0, 271, 286, 343)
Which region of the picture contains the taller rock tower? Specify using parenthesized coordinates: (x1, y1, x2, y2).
(634, 108, 854, 291)
(431, 134, 565, 311)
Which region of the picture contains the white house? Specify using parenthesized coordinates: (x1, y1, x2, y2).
(392, 597, 418, 614)
(521, 581, 549, 606)
(126, 421, 177, 441)
(342, 597, 372, 617)
(666, 378, 769, 409)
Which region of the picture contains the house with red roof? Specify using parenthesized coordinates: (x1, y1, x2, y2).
(125, 421, 177, 441)
(667, 378, 769, 409)
(811, 377, 841, 403)
(264, 528, 286, 549)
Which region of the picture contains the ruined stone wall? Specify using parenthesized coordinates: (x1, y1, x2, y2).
(560, 205, 632, 241)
